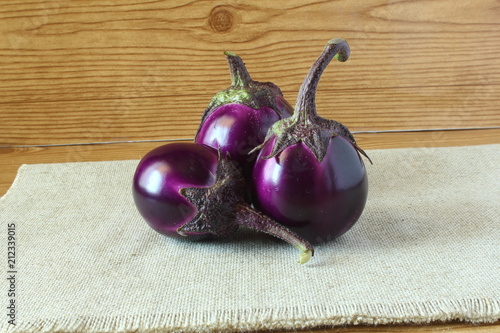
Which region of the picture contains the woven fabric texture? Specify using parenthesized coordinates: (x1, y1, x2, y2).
(1, 144, 499, 332)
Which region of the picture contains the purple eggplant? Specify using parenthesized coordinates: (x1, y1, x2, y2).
(132, 142, 314, 263)
(132, 143, 218, 238)
(251, 39, 372, 244)
(195, 51, 293, 177)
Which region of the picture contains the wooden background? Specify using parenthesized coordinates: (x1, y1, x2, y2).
(0, 0, 498, 332)
(1, 0, 499, 146)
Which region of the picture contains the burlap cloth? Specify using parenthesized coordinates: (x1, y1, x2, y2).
(1, 144, 499, 332)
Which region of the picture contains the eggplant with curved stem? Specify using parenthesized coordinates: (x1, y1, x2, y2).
(132, 142, 314, 264)
(251, 39, 372, 244)
(195, 51, 293, 177)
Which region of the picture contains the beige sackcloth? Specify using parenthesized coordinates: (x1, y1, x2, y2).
(1, 144, 499, 332)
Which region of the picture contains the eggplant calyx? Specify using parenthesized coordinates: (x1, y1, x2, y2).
(195, 52, 288, 137)
(250, 109, 371, 163)
(251, 38, 371, 164)
(178, 183, 239, 237)
(178, 155, 314, 264)
(178, 157, 243, 238)
(224, 51, 285, 112)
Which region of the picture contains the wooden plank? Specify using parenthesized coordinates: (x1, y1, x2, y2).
(1, 128, 499, 198)
(279, 322, 500, 332)
(0, 0, 499, 145)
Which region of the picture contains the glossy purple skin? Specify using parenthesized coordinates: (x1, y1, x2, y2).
(195, 103, 283, 175)
(132, 143, 218, 238)
(252, 135, 368, 244)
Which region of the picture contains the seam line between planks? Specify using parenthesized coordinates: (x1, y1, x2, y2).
(1, 127, 499, 149)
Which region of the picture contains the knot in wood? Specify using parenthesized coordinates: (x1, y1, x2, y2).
(209, 7, 234, 33)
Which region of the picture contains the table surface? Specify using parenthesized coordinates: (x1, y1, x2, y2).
(1, 130, 499, 333)
(0, 0, 499, 331)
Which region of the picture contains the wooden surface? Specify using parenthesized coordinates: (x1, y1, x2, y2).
(280, 322, 500, 333)
(0, 0, 498, 332)
(0, 0, 499, 146)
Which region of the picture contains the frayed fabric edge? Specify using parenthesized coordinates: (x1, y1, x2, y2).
(3, 298, 499, 333)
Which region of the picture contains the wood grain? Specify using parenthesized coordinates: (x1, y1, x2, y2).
(0, 0, 499, 146)
(279, 322, 500, 332)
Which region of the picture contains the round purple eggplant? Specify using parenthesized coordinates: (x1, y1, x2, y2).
(195, 51, 293, 176)
(132, 142, 314, 263)
(132, 143, 218, 238)
(252, 136, 368, 243)
(196, 103, 281, 176)
(251, 39, 372, 244)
